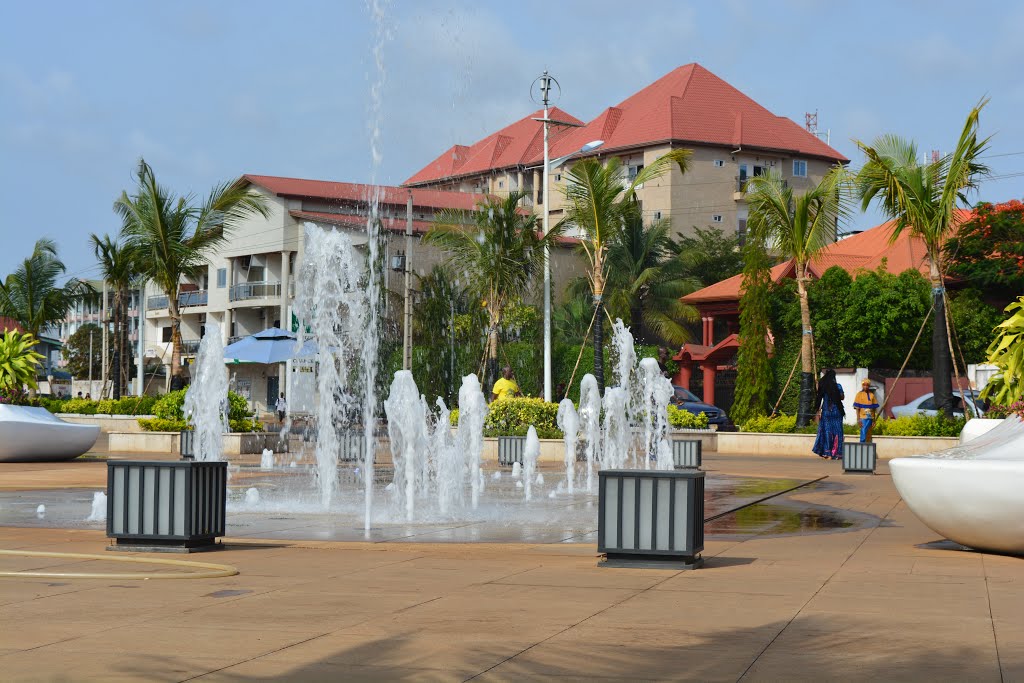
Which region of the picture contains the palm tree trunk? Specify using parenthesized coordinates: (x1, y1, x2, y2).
(795, 265, 816, 428)
(169, 296, 182, 385)
(120, 290, 130, 397)
(630, 300, 644, 345)
(112, 290, 122, 399)
(929, 258, 953, 418)
(485, 308, 499, 395)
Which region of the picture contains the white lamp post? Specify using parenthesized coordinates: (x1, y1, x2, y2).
(532, 71, 604, 403)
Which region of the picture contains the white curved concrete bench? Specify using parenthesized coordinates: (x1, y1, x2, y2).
(0, 405, 99, 462)
(890, 416, 1024, 555)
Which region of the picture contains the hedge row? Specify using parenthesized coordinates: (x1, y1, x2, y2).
(41, 395, 158, 416)
(739, 412, 968, 437)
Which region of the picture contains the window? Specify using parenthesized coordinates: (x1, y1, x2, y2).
(793, 159, 807, 177)
(626, 164, 644, 181)
(919, 397, 936, 410)
(737, 218, 748, 246)
(554, 174, 561, 182)
(161, 327, 172, 343)
(712, 214, 723, 223)
(713, 159, 724, 167)
(217, 268, 226, 288)
(654, 211, 662, 220)
(498, 180, 504, 189)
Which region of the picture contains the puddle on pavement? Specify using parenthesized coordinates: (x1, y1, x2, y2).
(707, 501, 860, 537)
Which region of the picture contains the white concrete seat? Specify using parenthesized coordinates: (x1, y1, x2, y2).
(0, 405, 99, 462)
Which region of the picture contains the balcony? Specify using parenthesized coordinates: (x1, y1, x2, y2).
(147, 290, 208, 310)
(180, 339, 202, 355)
(230, 281, 282, 303)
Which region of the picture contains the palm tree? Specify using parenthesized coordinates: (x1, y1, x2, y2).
(0, 238, 89, 339)
(745, 166, 851, 427)
(603, 213, 699, 346)
(558, 148, 692, 393)
(115, 159, 269, 381)
(425, 190, 559, 391)
(856, 102, 990, 418)
(90, 233, 138, 398)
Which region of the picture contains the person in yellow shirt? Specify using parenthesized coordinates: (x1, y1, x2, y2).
(853, 379, 879, 443)
(491, 366, 521, 402)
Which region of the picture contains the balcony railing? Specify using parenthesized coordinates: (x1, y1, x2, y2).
(147, 290, 208, 310)
(229, 281, 282, 302)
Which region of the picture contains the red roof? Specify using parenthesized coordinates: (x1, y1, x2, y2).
(682, 209, 972, 304)
(404, 107, 583, 186)
(243, 174, 486, 212)
(551, 64, 846, 162)
(290, 210, 436, 235)
(0, 317, 25, 334)
(404, 63, 847, 187)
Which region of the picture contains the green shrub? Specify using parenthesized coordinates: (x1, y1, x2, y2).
(872, 414, 965, 437)
(142, 389, 254, 430)
(95, 399, 116, 414)
(741, 413, 798, 433)
(483, 397, 561, 439)
(40, 397, 67, 413)
(667, 405, 710, 429)
(137, 417, 263, 432)
(60, 398, 97, 415)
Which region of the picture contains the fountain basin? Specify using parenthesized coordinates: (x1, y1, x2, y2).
(0, 405, 99, 462)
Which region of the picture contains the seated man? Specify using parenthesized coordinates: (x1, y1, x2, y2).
(853, 379, 879, 443)
(491, 366, 521, 402)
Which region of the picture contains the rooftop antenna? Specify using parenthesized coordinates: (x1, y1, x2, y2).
(805, 109, 831, 146)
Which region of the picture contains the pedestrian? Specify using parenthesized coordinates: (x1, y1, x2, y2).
(853, 379, 879, 443)
(275, 392, 287, 424)
(812, 369, 845, 460)
(77, 391, 83, 399)
(84, 393, 91, 400)
(491, 366, 520, 402)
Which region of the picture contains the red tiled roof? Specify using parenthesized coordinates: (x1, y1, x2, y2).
(0, 317, 25, 333)
(243, 174, 486, 212)
(682, 209, 973, 304)
(403, 107, 583, 186)
(291, 210, 581, 247)
(550, 64, 847, 162)
(290, 211, 437, 235)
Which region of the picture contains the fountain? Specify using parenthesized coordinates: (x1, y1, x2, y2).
(556, 399, 579, 494)
(523, 426, 539, 502)
(183, 321, 229, 462)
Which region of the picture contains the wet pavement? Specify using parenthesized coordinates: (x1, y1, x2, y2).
(0, 464, 871, 544)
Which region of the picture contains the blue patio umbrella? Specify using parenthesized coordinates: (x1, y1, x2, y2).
(223, 328, 317, 364)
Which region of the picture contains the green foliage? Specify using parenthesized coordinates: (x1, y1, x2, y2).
(673, 227, 744, 288)
(483, 397, 561, 439)
(149, 388, 252, 422)
(61, 323, 111, 378)
(947, 289, 1004, 365)
(872, 414, 965, 437)
(741, 412, 963, 437)
(0, 330, 45, 393)
(0, 239, 90, 337)
(841, 268, 932, 369)
(980, 296, 1024, 406)
(731, 229, 773, 423)
(946, 200, 1024, 304)
(138, 417, 262, 432)
(58, 398, 98, 415)
(667, 404, 710, 429)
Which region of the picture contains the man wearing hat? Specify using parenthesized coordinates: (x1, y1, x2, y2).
(853, 379, 879, 443)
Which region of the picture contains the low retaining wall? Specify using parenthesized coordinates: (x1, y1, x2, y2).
(714, 432, 958, 458)
(56, 414, 150, 433)
(108, 431, 275, 456)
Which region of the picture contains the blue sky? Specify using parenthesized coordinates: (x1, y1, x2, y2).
(2, 0, 1022, 281)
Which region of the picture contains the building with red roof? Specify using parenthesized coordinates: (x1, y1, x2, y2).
(673, 212, 971, 408)
(405, 63, 847, 243)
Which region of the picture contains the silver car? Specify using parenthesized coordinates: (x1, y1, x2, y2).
(890, 390, 985, 419)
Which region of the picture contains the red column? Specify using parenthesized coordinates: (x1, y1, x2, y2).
(701, 317, 710, 346)
(701, 363, 716, 406)
(707, 316, 715, 346)
(677, 363, 692, 390)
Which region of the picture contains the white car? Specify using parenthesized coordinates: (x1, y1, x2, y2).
(890, 391, 985, 419)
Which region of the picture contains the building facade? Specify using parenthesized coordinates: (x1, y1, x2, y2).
(404, 63, 848, 244)
(140, 175, 584, 412)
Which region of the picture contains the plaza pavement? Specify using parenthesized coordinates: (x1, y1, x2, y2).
(0, 453, 1021, 682)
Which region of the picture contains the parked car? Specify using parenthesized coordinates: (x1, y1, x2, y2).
(670, 386, 731, 428)
(890, 390, 985, 419)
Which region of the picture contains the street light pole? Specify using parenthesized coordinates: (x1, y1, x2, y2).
(540, 71, 553, 403)
(403, 190, 413, 370)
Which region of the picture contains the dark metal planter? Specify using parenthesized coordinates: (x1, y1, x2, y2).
(179, 430, 195, 460)
(498, 436, 525, 467)
(598, 469, 704, 569)
(671, 439, 702, 469)
(338, 431, 369, 463)
(842, 442, 876, 474)
(107, 460, 227, 552)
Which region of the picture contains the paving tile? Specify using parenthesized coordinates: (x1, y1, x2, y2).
(0, 651, 229, 683)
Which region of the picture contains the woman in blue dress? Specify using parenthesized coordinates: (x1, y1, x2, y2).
(812, 369, 845, 460)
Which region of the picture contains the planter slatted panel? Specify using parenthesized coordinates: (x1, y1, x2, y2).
(498, 436, 525, 467)
(598, 469, 704, 568)
(107, 460, 227, 551)
(843, 442, 877, 474)
(338, 432, 370, 463)
(671, 439, 702, 469)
